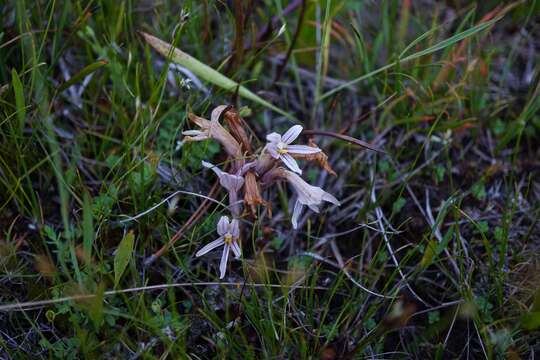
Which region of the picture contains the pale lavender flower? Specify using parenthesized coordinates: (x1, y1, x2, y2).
(195, 216, 241, 279)
(265, 125, 321, 174)
(202, 161, 244, 192)
(283, 170, 340, 229)
(202, 161, 244, 215)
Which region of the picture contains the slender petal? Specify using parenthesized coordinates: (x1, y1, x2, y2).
(265, 143, 280, 159)
(202, 160, 222, 175)
(283, 170, 340, 228)
(286, 145, 321, 154)
(229, 219, 240, 237)
(266, 132, 282, 143)
(231, 241, 241, 258)
(217, 216, 230, 236)
(202, 161, 244, 192)
(281, 125, 303, 144)
(292, 201, 304, 229)
(220, 173, 244, 192)
(239, 161, 257, 175)
(219, 244, 230, 279)
(280, 153, 302, 174)
(182, 130, 204, 136)
(322, 192, 341, 206)
(195, 237, 224, 257)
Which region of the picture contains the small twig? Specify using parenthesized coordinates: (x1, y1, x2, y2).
(370, 169, 429, 306)
(302, 130, 385, 153)
(301, 250, 391, 299)
(273, 0, 307, 84)
(144, 181, 221, 267)
(255, 0, 303, 43)
(117, 190, 228, 224)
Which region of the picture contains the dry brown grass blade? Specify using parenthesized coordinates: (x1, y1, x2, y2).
(302, 130, 385, 153)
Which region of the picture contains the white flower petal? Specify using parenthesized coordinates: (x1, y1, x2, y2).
(203, 161, 244, 192)
(195, 237, 224, 257)
(322, 192, 340, 206)
(266, 132, 282, 143)
(286, 145, 321, 154)
(283, 170, 340, 211)
(231, 241, 241, 258)
(201, 160, 214, 169)
(183, 131, 209, 141)
(217, 216, 230, 236)
(239, 161, 257, 175)
(265, 143, 280, 159)
(219, 244, 230, 279)
(292, 200, 304, 229)
(220, 173, 244, 192)
(280, 153, 302, 174)
(202, 160, 224, 179)
(229, 219, 240, 237)
(282, 125, 303, 144)
(183, 130, 204, 136)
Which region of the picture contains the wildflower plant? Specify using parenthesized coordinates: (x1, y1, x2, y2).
(187, 105, 340, 278)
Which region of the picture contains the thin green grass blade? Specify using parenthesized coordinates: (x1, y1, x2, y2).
(11, 68, 25, 134)
(320, 15, 503, 100)
(82, 191, 94, 264)
(140, 32, 297, 122)
(57, 60, 108, 92)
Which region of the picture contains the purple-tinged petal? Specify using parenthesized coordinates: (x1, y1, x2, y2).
(280, 153, 302, 174)
(286, 145, 321, 154)
(202, 161, 224, 178)
(308, 204, 320, 213)
(265, 143, 280, 159)
(195, 237, 224, 257)
(219, 244, 230, 279)
(217, 216, 230, 236)
(291, 200, 304, 229)
(239, 161, 257, 176)
(231, 241, 241, 258)
(282, 125, 303, 144)
(220, 173, 244, 192)
(266, 132, 282, 143)
(322, 192, 340, 206)
(229, 219, 240, 237)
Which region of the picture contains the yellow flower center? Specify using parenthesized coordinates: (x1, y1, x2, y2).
(277, 142, 288, 154)
(224, 234, 233, 244)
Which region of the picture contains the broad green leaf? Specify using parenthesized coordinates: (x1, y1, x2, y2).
(140, 32, 297, 122)
(11, 68, 25, 133)
(114, 230, 134, 287)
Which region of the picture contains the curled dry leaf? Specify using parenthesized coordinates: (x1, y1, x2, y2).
(292, 139, 336, 176)
(243, 171, 268, 217)
(186, 110, 243, 168)
(224, 108, 252, 154)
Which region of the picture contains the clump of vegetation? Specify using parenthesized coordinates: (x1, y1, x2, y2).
(0, 0, 539, 358)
